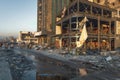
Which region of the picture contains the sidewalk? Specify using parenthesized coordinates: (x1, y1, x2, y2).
(0, 58, 12, 80)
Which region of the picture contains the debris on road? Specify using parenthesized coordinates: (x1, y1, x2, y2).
(0, 49, 35, 80)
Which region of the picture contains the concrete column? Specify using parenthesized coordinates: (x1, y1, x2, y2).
(98, 16, 100, 52)
(109, 21, 111, 50)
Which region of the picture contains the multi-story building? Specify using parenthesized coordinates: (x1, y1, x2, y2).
(55, 0, 120, 53)
(37, 0, 71, 46)
(107, 0, 120, 50)
(37, 0, 52, 45)
(89, 0, 120, 50)
(37, 0, 120, 52)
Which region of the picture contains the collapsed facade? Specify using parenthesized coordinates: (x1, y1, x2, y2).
(55, 0, 120, 52)
(37, 0, 120, 52)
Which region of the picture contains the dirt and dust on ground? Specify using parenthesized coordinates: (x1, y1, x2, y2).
(0, 47, 120, 80)
(70, 55, 120, 80)
(0, 48, 36, 80)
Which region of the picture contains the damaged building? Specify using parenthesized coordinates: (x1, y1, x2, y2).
(55, 0, 120, 52)
(37, 0, 74, 46)
(18, 31, 38, 44)
(37, 0, 120, 52)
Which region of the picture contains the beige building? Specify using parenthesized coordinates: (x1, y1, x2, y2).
(37, 0, 70, 46)
(18, 31, 38, 44)
(37, 0, 53, 46)
(54, 0, 120, 52)
(36, 0, 120, 51)
(108, 0, 120, 49)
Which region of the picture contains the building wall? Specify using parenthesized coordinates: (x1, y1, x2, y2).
(115, 35, 120, 49)
(46, 0, 52, 32)
(38, 0, 70, 33)
(37, 0, 52, 45)
(51, 0, 70, 44)
(51, 0, 70, 31)
(37, 0, 43, 31)
(37, 0, 52, 32)
(37, 0, 70, 45)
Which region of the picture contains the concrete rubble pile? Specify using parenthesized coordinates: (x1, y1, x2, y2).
(35, 48, 120, 70)
(65, 55, 120, 80)
(42, 49, 120, 69)
(0, 49, 35, 80)
(69, 55, 120, 80)
(37, 49, 120, 80)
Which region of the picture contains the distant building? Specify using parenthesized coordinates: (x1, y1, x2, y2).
(18, 31, 38, 44)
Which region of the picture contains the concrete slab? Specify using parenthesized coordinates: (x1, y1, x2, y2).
(0, 58, 12, 80)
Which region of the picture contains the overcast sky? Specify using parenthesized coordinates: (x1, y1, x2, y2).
(0, 0, 37, 37)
